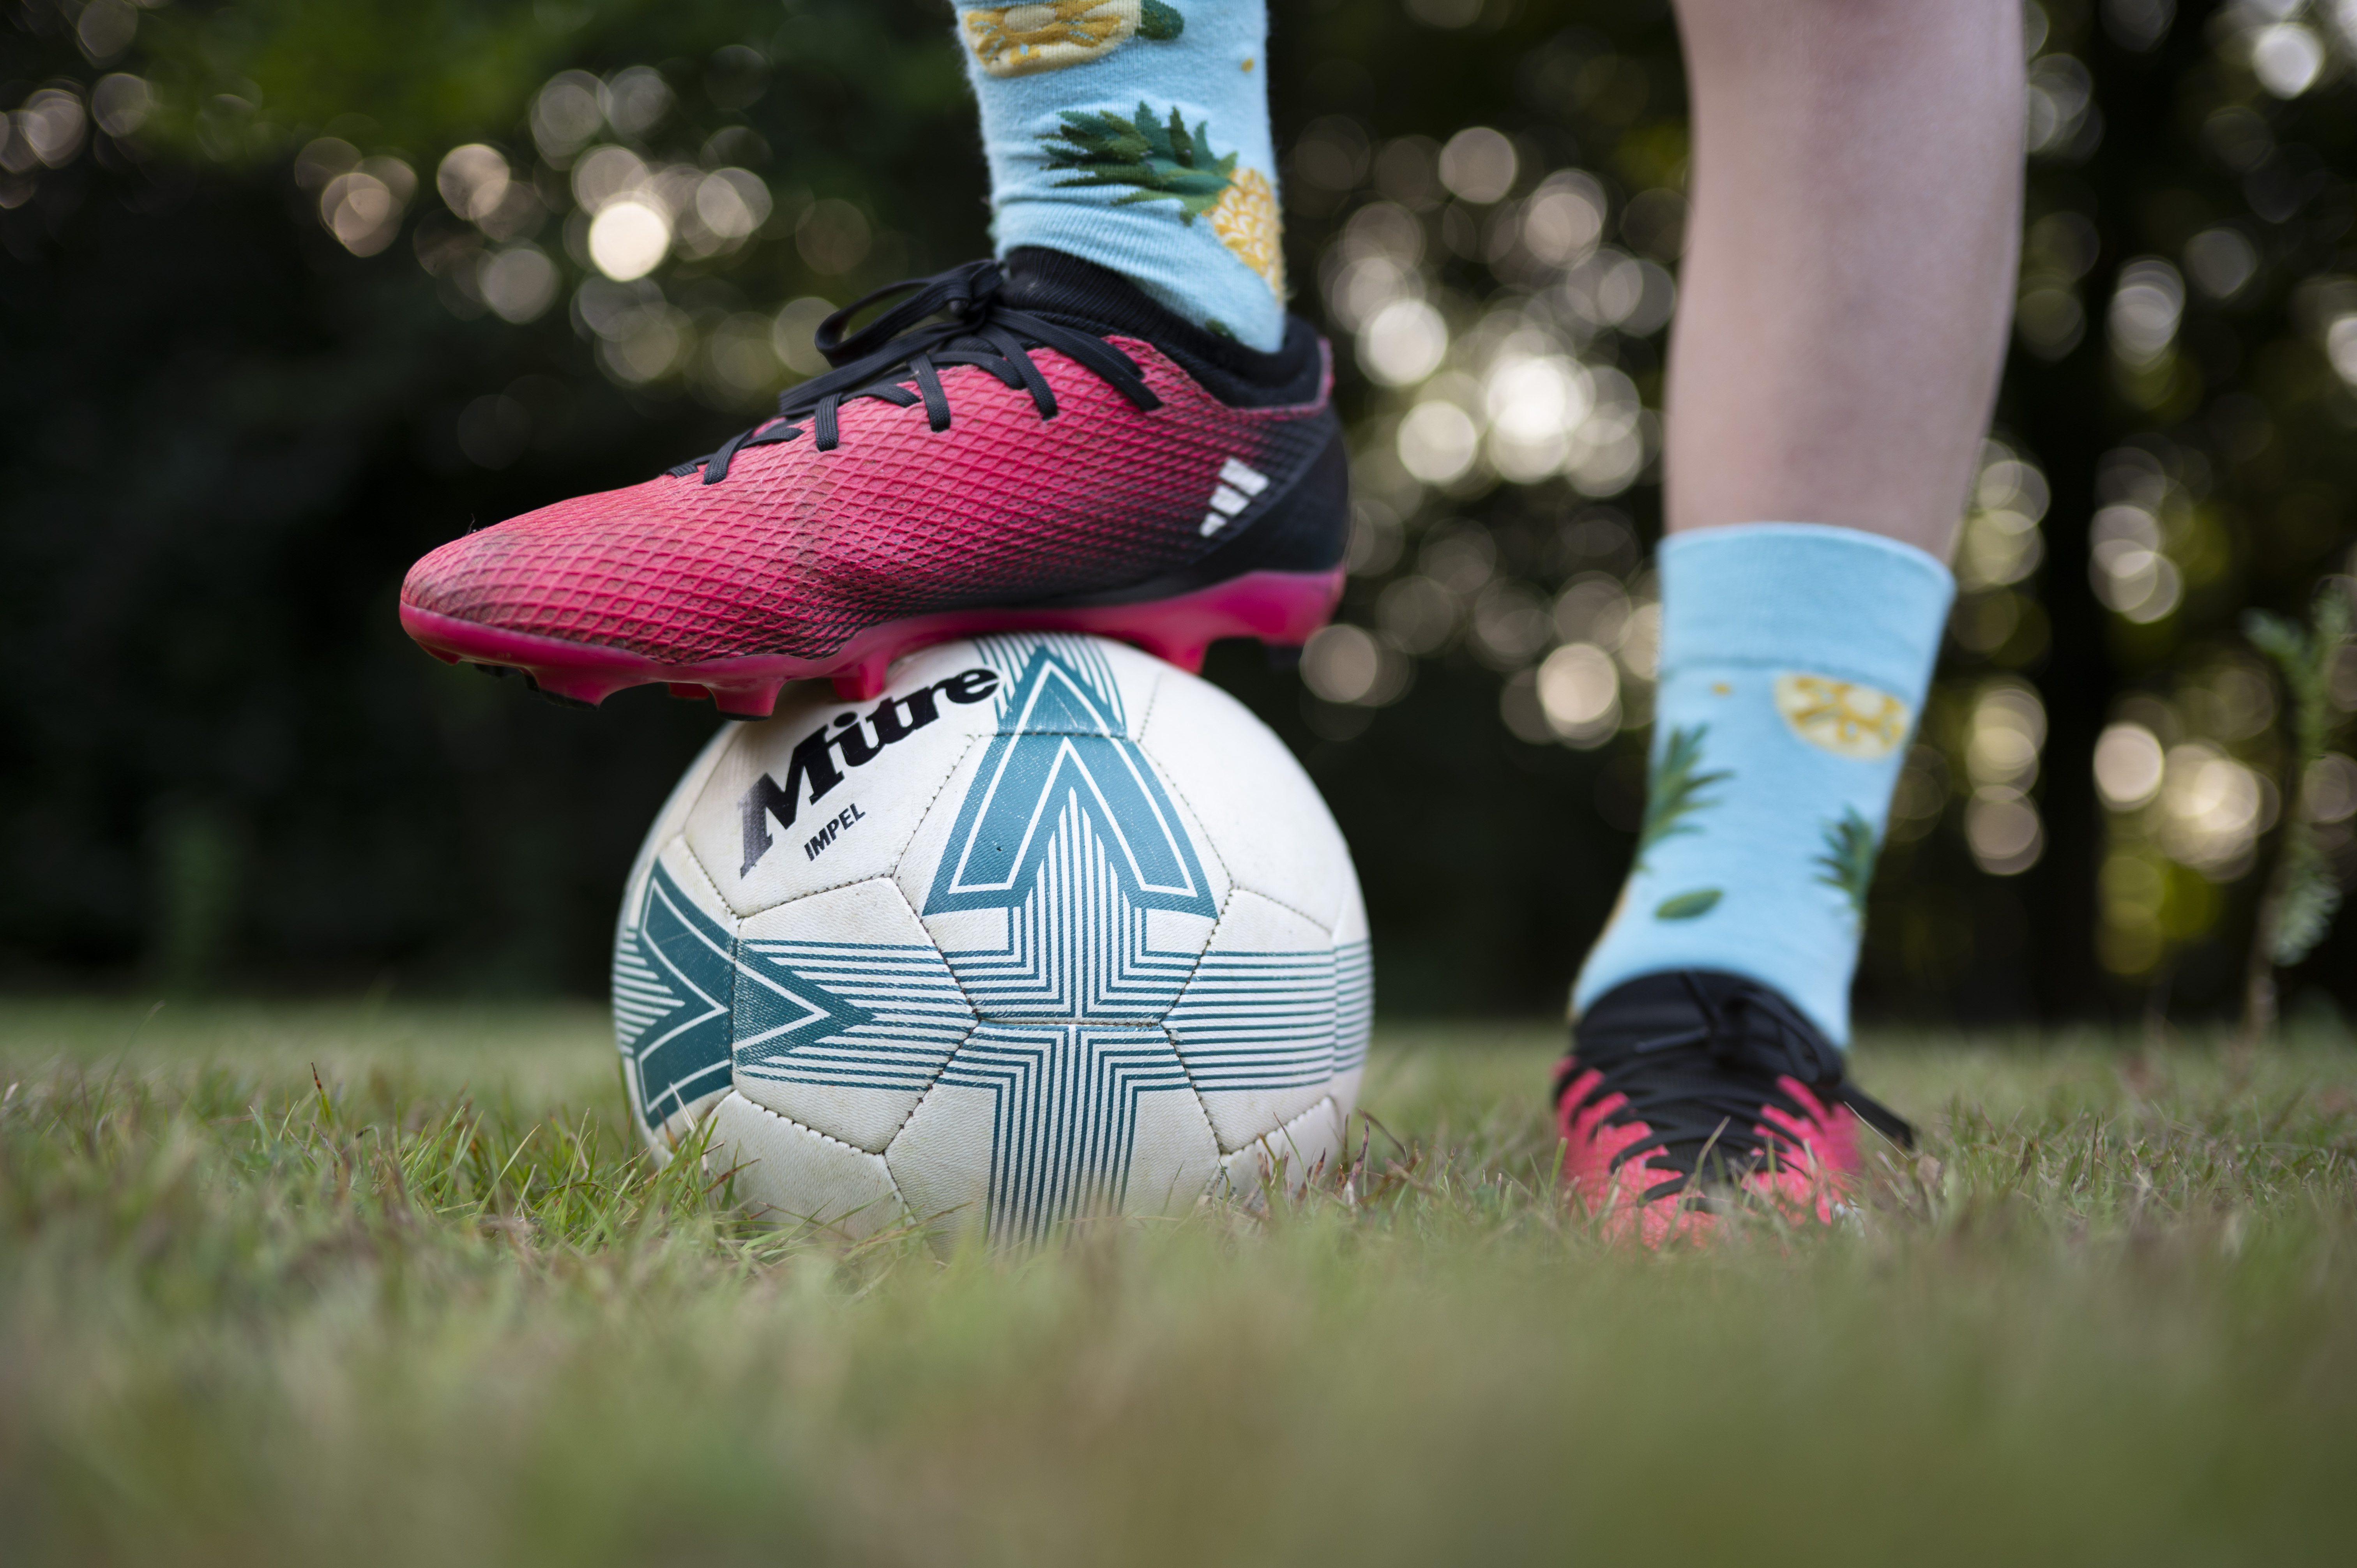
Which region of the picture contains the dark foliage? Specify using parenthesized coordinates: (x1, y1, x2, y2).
(7, 0, 2357, 1025)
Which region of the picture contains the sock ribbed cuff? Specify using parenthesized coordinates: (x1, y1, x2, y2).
(1658, 524, 1955, 694)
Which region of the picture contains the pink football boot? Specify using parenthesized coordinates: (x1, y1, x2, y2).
(1554, 972, 1913, 1247)
(400, 250, 1348, 715)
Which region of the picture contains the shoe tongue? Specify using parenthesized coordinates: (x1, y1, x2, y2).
(1575, 971, 1844, 1088)
(994, 247, 1322, 409)
(995, 246, 1172, 333)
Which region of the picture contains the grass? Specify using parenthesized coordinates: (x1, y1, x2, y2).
(4, 1001, 2356, 1566)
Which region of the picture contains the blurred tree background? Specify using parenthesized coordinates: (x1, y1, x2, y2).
(5, 0, 2357, 1026)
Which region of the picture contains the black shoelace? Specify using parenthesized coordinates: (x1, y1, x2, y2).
(1560, 974, 1913, 1206)
(669, 259, 1163, 485)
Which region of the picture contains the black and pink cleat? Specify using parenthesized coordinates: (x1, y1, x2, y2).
(1555, 971, 1914, 1247)
(399, 249, 1348, 715)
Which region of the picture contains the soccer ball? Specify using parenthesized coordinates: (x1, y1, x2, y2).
(611, 633, 1370, 1245)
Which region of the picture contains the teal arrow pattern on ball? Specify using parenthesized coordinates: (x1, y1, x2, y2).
(612, 639, 1360, 1238)
(925, 639, 1217, 922)
(611, 861, 737, 1130)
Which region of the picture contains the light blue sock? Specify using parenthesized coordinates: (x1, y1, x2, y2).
(1572, 524, 1956, 1044)
(951, 0, 1286, 349)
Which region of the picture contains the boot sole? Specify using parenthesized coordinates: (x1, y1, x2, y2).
(400, 565, 1347, 717)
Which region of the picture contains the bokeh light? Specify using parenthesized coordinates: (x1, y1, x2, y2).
(1291, 115, 1371, 193)
(1956, 446, 2051, 592)
(288, 139, 417, 257)
(1617, 600, 1662, 682)
(1301, 623, 1413, 721)
(2016, 211, 2097, 360)
(2306, 752, 2357, 824)
(771, 296, 836, 379)
(698, 312, 784, 406)
(694, 169, 772, 245)
(1520, 171, 1605, 265)
(90, 74, 150, 138)
(1376, 573, 1459, 656)
(1345, 501, 1405, 576)
(588, 200, 670, 281)
(1396, 400, 1480, 484)
(604, 66, 674, 137)
(2109, 258, 2185, 368)
(2093, 722, 2167, 810)
(576, 277, 694, 385)
(1303, 623, 1382, 704)
(437, 145, 511, 222)
(2327, 314, 2357, 386)
(2160, 742, 2271, 878)
(572, 144, 650, 212)
(1532, 643, 1620, 746)
(2249, 21, 2327, 97)
(1468, 582, 1550, 670)
(795, 199, 872, 275)
(76, 0, 136, 60)
(2104, 0, 2175, 53)
(1963, 684, 2047, 875)
(2025, 52, 2095, 157)
(2089, 501, 2183, 622)
(531, 71, 605, 162)
(2089, 664, 2290, 977)
(2183, 226, 2259, 300)
(1359, 298, 1449, 386)
(1436, 127, 1517, 204)
(14, 87, 85, 169)
(1966, 793, 2043, 874)
(479, 245, 559, 324)
(1552, 573, 1632, 651)
(1484, 353, 1591, 480)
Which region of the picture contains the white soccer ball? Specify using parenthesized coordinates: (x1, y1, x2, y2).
(611, 633, 1371, 1245)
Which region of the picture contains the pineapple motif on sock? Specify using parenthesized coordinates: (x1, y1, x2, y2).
(1813, 808, 1878, 920)
(1783, 676, 1902, 925)
(963, 0, 1186, 79)
(955, 0, 1285, 346)
(1039, 102, 1285, 298)
(1639, 724, 1729, 921)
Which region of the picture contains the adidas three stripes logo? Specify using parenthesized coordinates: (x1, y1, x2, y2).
(1200, 458, 1270, 538)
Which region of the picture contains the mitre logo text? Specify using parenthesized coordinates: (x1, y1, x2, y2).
(737, 667, 1000, 876)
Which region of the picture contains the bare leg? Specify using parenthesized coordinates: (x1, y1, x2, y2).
(1560, 2, 2021, 1236)
(1665, 0, 2023, 560)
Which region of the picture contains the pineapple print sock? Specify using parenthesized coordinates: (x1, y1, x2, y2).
(952, 0, 1286, 350)
(1571, 524, 1956, 1045)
